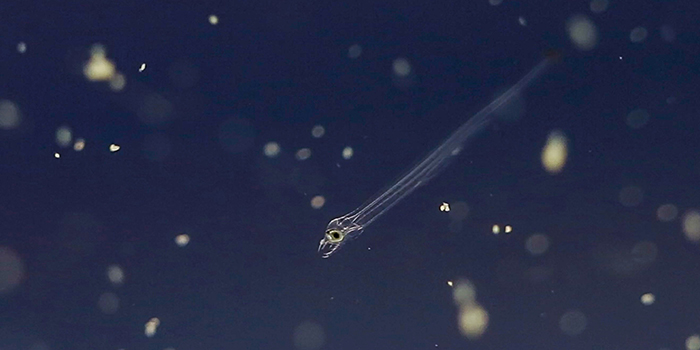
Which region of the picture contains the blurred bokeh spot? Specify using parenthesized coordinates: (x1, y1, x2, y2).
(541, 130, 568, 174)
(687, 334, 700, 350)
(175, 233, 190, 247)
(566, 15, 599, 51)
(0, 247, 25, 294)
(626, 108, 650, 129)
(97, 292, 120, 314)
(657, 203, 678, 222)
(525, 233, 550, 256)
(589, 0, 609, 13)
(682, 210, 700, 243)
(293, 321, 325, 350)
(107, 264, 125, 286)
(342, 146, 353, 160)
(618, 186, 643, 207)
(310, 195, 325, 209)
(559, 310, 587, 336)
(311, 125, 325, 138)
(0, 100, 22, 130)
(640, 293, 655, 305)
(630, 27, 648, 43)
(263, 142, 281, 158)
(144, 317, 160, 338)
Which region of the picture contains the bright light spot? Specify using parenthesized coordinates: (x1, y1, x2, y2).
(342, 146, 353, 160)
(687, 334, 700, 350)
(458, 304, 489, 339)
(589, 0, 609, 13)
(526, 233, 550, 256)
(310, 196, 325, 209)
(175, 234, 190, 247)
(73, 138, 86, 151)
(83, 44, 116, 82)
(518, 16, 527, 26)
(626, 108, 650, 129)
(209, 15, 219, 25)
(567, 15, 599, 51)
(348, 44, 362, 59)
(0, 247, 25, 294)
(144, 317, 160, 338)
(293, 321, 325, 350)
(542, 130, 568, 174)
(0, 99, 21, 130)
(618, 186, 643, 207)
(640, 293, 655, 305)
(56, 126, 73, 147)
(559, 310, 587, 336)
(657, 204, 678, 222)
(16, 42, 27, 53)
(311, 125, 325, 138)
(264, 142, 281, 158)
(109, 144, 121, 152)
(504, 225, 512, 234)
(392, 58, 411, 77)
(682, 210, 700, 242)
(296, 148, 312, 160)
(440, 202, 450, 212)
(97, 292, 120, 314)
(630, 27, 648, 43)
(489, 0, 503, 5)
(107, 265, 125, 285)
(54, 152, 60, 159)
(139, 63, 147, 72)
(492, 225, 500, 234)
(447, 280, 453, 287)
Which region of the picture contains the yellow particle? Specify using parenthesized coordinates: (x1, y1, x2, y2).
(175, 234, 190, 247)
(109, 144, 121, 152)
(144, 317, 160, 338)
(640, 293, 655, 305)
(208, 15, 219, 25)
(458, 303, 489, 339)
(83, 44, 116, 82)
(541, 130, 568, 174)
(439, 202, 450, 212)
(492, 225, 500, 234)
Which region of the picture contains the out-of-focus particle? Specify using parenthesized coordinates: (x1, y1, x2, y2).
(342, 146, 353, 160)
(73, 138, 86, 151)
(541, 130, 568, 174)
(589, 0, 609, 13)
(109, 73, 126, 91)
(17, 42, 27, 53)
(263, 142, 281, 158)
(293, 321, 325, 350)
(458, 303, 489, 339)
(492, 225, 500, 234)
(56, 126, 72, 147)
(452, 279, 476, 306)
(559, 310, 587, 336)
(526, 233, 550, 256)
(640, 293, 655, 305)
(626, 108, 650, 129)
(296, 148, 312, 161)
(392, 58, 411, 77)
(107, 265, 125, 285)
(687, 334, 700, 350)
(0, 99, 21, 130)
(518, 16, 527, 26)
(84, 44, 116, 82)
(682, 210, 700, 243)
(660, 25, 676, 43)
(656, 204, 678, 222)
(448, 201, 469, 221)
(109, 144, 121, 152)
(208, 15, 219, 25)
(0, 247, 25, 294)
(566, 15, 599, 51)
(311, 125, 325, 138)
(630, 27, 648, 43)
(618, 186, 643, 207)
(175, 234, 190, 247)
(98, 292, 120, 314)
(489, 0, 503, 5)
(54, 152, 60, 159)
(144, 317, 160, 338)
(139, 63, 146, 72)
(348, 44, 362, 59)
(310, 196, 325, 209)
(440, 202, 450, 212)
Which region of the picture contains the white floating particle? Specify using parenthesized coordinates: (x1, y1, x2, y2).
(440, 202, 450, 212)
(16, 42, 27, 54)
(109, 144, 121, 152)
(144, 317, 160, 338)
(566, 15, 599, 51)
(139, 63, 146, 72)
(209, 15, 219, 25)
(492, 225, 500, 234)
(54, 152, 60, 159)
(392, 58, 411, 77)
(263, 142, 281, 158)
(342, 146, 353, 160)
(175, 234, 190, 247)
(640, 293, 655, 305)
